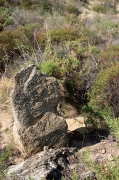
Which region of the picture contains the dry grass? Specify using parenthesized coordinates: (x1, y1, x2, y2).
(0, 76, 13, 110)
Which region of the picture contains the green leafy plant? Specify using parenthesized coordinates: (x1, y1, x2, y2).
(0, 147, 12, 180)
(40, 60, 58, 77)
(104, 116, 119, 140)
(86, 63, 119, 128)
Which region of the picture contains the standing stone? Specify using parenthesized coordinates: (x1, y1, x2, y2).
(11, 65, 68, 154)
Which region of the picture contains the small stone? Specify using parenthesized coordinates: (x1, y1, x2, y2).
(43, 146, 49, 151)
(68, 164, 77, 169)
(102, 149, 106, 154)
(107, 154, 114, 161)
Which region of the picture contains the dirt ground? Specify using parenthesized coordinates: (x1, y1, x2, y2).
(0, 109, 26, 164)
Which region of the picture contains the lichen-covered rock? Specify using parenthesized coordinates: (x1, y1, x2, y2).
(11, 65, 68, 154)
(8, 148, 92, 180)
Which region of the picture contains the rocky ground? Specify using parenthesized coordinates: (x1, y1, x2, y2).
(1, 1, 119, 179)
(0, 105, 119, 179)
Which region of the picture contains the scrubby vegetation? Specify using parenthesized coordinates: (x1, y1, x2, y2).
(0, 147, 12, 180)
(1, 0, 119, 179)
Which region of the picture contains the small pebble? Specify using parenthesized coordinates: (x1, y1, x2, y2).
(102, 149, 106, 154)
(107, 154, 114, 161)
(43, 146, 49, 151)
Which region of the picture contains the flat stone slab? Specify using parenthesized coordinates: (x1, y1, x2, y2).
(66, 117, 88, 134)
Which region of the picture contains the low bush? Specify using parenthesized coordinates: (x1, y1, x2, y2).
(0, 147, 12, 179)
(86, 63, 119, 127)
(39, 39, 97, 108)
(65, 14, 78, 25)
(12, 8, 44, 26)
(0, 7, 14, 27)
(0, 76, 12, 107)
(92, 1, 117, 14)
(99, 45, 119, 69)
(18, 0, 52, 12)
(92, 4, 109, 13)
(37, 27, 81, 48)
(65, 4, 81, 15)
(0, 23, 40, 72)
(0, 30, 15, 60)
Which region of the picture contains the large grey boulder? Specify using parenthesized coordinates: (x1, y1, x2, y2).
(11, 65, 68, 154)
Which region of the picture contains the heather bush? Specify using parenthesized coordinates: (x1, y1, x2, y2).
(92, 0, 118, 14)
(99, 45, 119, 69)
(14, 23, 40, 45)
(18, 0, 56, 13)
(93, 18, 119, 48)
(65, 14, 78, 25)
(92, 4, 110, 13)
(37, 27, 81, 48)
(85, 63, 119, 127)
(12, 8, 44, 26)
(95, 19, 118, 37)
(0, 7, 14, 27)
(0, 23, 40, 72)
(39, 37, 99, 107)
(65, 4, 81, 16)
(0, 147, 12, 180)
(43, 11, 65, 30)
(0, 30, 15, 59)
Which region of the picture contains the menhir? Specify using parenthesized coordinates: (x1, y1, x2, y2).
(10, 65, 68, 154)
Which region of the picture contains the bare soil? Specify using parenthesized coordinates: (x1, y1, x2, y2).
(0, 109, 26, 165)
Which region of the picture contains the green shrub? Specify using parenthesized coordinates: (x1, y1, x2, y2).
(65, 4, 81, 15)
(18, 0, 52, 12)
(39, 38, 93, 107)
(100, 20, 118, 33)
(14, 23, 40, 45)
(87, 63, 119, 127)
(37, 27, 81, 47)
(105, 116, 119, 140)
(0, 0, 9, 6)
(99, 45, 119, 69)
(0, 147, 12, 180)
(0, 7, 14, 26)
(40, 60, 58, 77)
(92, 0, 118, 14)
(12, 7, 44, 26)
(0, 23, 40, 68)
(92, 4, 109, 13)
(0, 30, 15, 59)
(65, 14, 79, 25)
(95, 19, 118, 37)
(81, 27, 102, 45)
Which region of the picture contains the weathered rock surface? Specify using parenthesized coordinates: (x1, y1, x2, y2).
(8, 148, 93, 180)
(10, 65, 68, 154)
